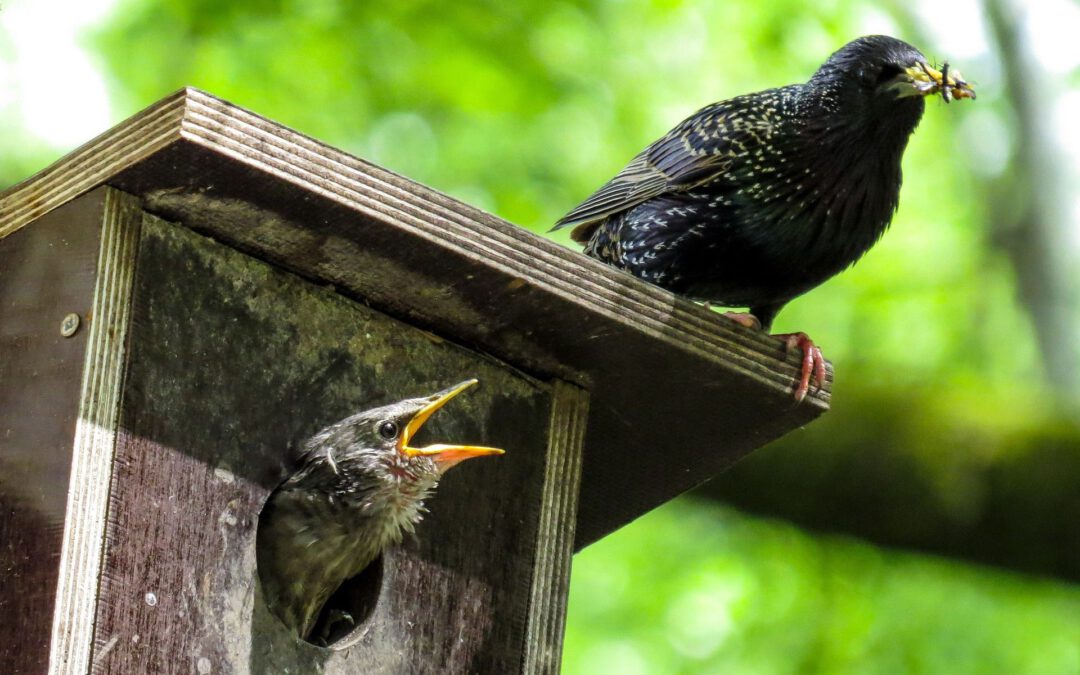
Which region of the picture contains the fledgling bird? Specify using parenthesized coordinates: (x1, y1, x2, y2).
(553, 35, 975, 401)
(256, 379, 503, 642)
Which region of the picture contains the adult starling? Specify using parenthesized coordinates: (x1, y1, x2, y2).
(256, 379, 503, 642)
(553, 35, 974, 401)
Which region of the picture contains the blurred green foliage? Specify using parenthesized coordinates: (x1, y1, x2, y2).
(3, 0, 1079, 672)
(566, 500, 1080, 674)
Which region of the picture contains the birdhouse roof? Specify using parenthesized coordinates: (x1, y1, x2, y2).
(0, 88, 828, 549)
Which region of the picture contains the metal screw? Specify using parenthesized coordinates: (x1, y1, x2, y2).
(60, 313, 80, 338)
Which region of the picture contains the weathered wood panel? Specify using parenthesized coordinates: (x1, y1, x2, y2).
(0, 193, 105, 674)
(89, 204, 568, 673)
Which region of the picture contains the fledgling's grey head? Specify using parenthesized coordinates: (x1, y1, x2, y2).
(295, 379, 504, 513)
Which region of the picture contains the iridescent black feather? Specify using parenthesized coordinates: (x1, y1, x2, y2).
(554, 36, 936, 330)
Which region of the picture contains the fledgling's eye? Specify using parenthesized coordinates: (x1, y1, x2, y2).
(377, 421, 399, 440)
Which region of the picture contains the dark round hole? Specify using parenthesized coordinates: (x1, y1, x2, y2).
(306, 554, 384, 648)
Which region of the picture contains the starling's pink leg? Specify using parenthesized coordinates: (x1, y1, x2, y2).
(774, 332, 827, 403)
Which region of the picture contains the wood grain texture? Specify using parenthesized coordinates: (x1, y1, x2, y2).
(50, 189, 142, 675)
(0, 88, 831, 549)
(0, 191, 106, 675)
(90, 213, 557, 673)
(0, 99, 185, 240)
(523, 381, 588, 674)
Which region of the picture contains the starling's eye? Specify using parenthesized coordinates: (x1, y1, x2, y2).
(875, 64, 904, 85)
(377, 421, 399, 440)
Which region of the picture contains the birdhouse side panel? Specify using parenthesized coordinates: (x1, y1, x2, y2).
(0, 193, 106, 674)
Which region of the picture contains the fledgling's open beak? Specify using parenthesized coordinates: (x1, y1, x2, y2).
(890, 62, 976, 102)
(398, 379, 504, 468)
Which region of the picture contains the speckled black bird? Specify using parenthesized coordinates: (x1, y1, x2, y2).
(553, 35, 974, 400)
(256, 379, 503, 642)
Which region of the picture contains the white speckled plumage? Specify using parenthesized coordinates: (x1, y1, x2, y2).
(553, 35, 972, 332)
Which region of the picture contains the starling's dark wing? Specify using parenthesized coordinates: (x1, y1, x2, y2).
(552, 100, 759, 242)
(551, 149, 670, 230)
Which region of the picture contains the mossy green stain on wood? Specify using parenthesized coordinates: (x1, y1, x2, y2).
(95, 213, 557, 673)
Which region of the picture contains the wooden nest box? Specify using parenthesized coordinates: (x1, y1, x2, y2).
(0, 89, 829, 674)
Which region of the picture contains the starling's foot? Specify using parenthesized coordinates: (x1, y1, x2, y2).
(715, 312, 823, 400)
(720, 311, 762, 331)
(774, 332, 826, 403)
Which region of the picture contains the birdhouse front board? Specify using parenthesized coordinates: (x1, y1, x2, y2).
(0, 188, 586, 673)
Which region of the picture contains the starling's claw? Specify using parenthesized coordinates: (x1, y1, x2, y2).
(775, 332, 826, 403)
(717, 313, 823, 400)
(720, 311, 762, 331)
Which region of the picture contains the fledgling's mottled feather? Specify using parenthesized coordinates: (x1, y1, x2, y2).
(257, 401, 443, 640)
(257, 381, 503, 642)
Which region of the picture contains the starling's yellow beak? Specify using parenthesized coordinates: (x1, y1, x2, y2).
(892, 62, 976, 102)
(399, 379, 504, 466)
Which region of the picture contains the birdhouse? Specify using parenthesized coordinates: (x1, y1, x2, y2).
(0, 89, 829, 674)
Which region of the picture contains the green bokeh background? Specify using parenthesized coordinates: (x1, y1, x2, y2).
(3, 0, 1079, 672)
